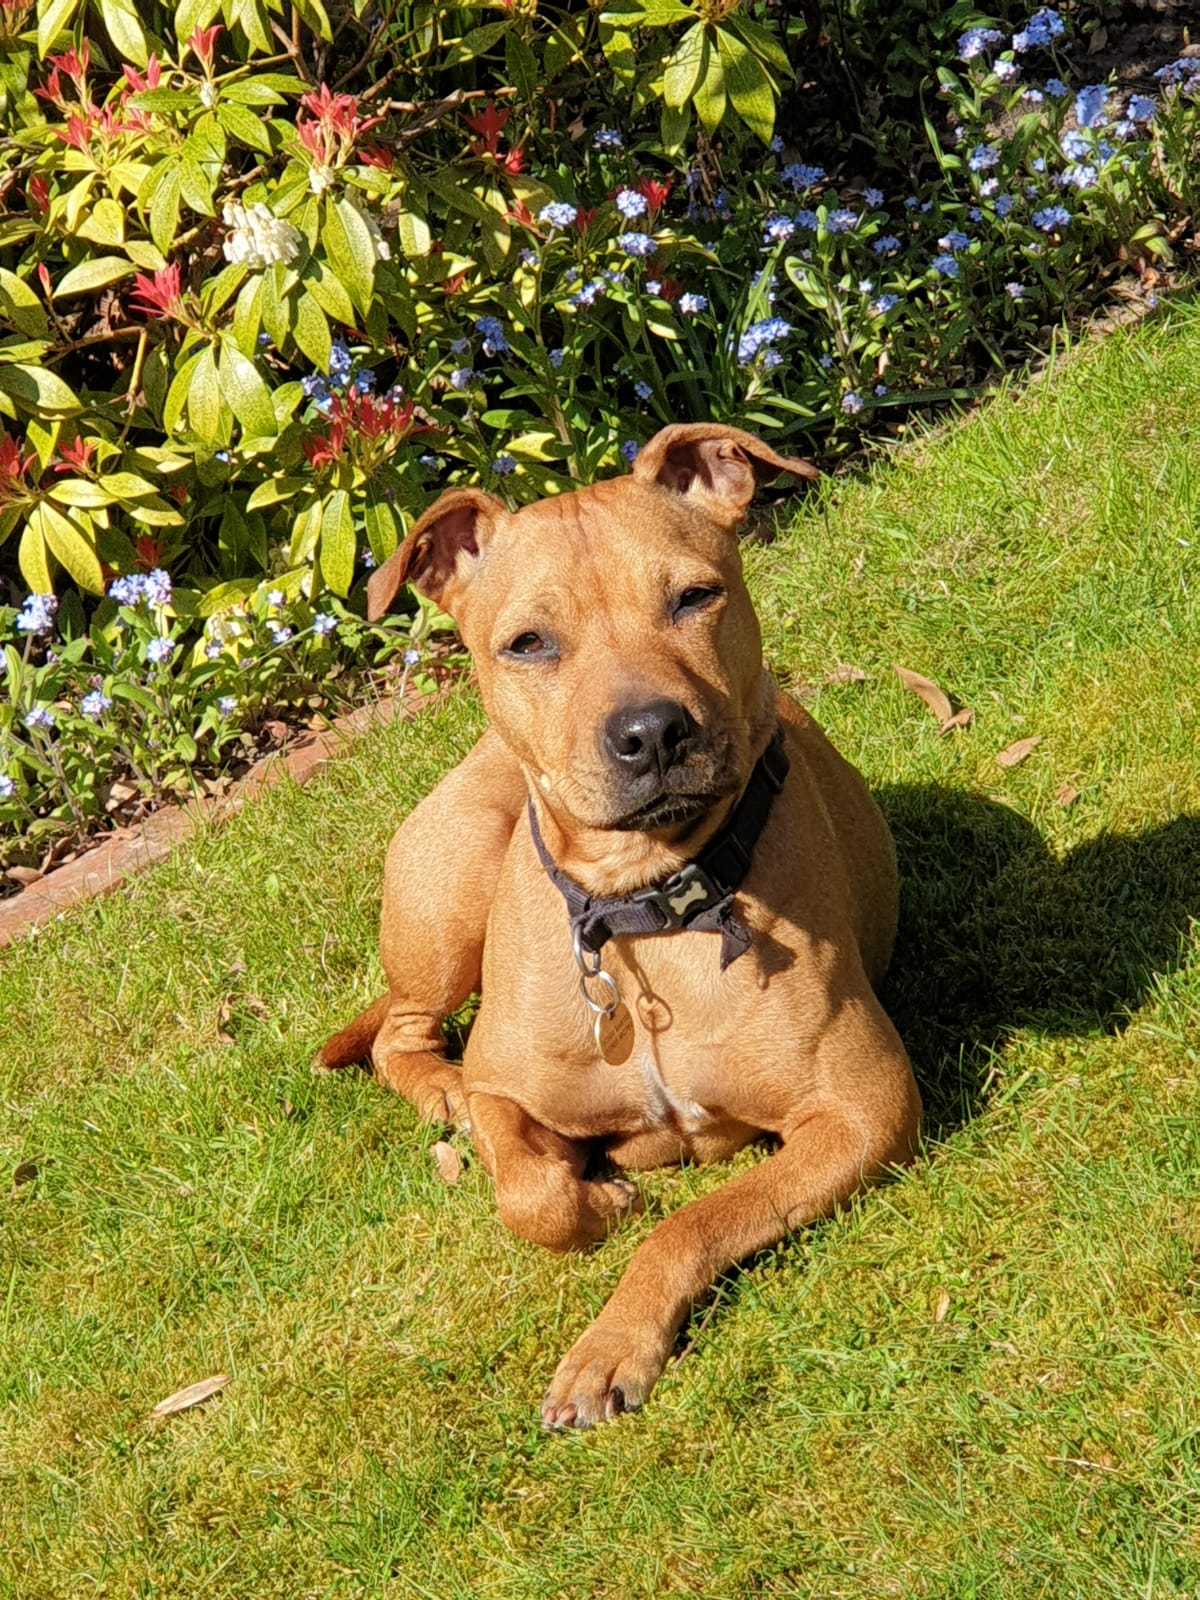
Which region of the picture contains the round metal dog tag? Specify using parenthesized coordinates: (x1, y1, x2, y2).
(595, 1002, 634, 1066)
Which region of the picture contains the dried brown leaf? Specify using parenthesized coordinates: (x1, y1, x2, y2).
(6, 865, 42, 886)
(934, 1289, 951, 1324)
(1054, 783, 1080, 808)
(11, 1159, 40, 1194)
(215, 998, 235, 1046)
(150, 1374, 231, 1418)
(894, 665, 953, 724)
(826, 664, 869, 685)
(940, 707, 974, 735)
(996, 735, 1042, 769)
(430, 1140, 463, 1185)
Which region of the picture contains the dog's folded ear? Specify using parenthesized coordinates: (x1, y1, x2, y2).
(366, 488, 504, 620)
(632, 423, 818, 531)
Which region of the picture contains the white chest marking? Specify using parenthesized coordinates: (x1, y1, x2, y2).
(634, 1052, 713, 1132)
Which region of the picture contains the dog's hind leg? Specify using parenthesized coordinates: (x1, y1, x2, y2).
(315, 730, 526, 1127)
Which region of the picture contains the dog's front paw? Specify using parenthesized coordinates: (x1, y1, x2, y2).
(541, 1321, 667, 1430)
(373, 1054, 471, 1132)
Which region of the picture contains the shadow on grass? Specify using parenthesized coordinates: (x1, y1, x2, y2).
(877, 785, 1200, 1137)
(671, 793, 1200, 1366)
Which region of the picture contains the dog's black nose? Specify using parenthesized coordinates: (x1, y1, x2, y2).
(603, 700, 695, 775)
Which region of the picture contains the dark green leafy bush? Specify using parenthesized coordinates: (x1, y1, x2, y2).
(0, 0, 1196, 864)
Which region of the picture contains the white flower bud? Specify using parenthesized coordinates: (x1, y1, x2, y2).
(221, 201, 303, 269)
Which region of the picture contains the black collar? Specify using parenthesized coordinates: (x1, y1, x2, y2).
(528, 726, 789, 971)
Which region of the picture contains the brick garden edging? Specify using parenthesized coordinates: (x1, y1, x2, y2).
(0, 689, 426, 948)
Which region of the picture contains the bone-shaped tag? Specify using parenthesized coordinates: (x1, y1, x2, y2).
(667, 879, 709, 918)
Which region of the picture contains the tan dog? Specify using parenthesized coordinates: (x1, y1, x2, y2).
(319, 424, 921, 1428)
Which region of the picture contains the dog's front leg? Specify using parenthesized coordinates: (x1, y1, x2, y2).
(540, 1007, 921, 1428)
(366, 732, 525, 1127)
(467, 1092, 643, 1254)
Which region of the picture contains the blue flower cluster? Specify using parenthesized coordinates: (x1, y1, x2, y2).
(80, 690, 111, 719)
(301, 338, 374, 408)
(781, 163, 825, 191)
(1012, 8, 1064, 52)
(570, 279, 607, 308)
(109, 569, 172, 608)
(615, 189, 648, 220)
(475, 316, 510, 357)
(957, 26, 1004, 61)
(736, 317, 791, 366)
(1155, 59, 1200, 93)
(16, 593, 57, 635)
(539, 201, 578, 230)
(1075, 84, 1108, 128)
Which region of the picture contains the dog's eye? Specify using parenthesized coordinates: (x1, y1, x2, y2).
(673, 585, 723, 618)
(504, 631, 552, 657)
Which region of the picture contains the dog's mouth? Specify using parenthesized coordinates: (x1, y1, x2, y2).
(608, 785, 732, 834)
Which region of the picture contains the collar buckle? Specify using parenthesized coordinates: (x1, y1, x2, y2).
(630, 860, 720, 931)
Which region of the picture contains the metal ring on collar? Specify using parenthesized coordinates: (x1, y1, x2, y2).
(572, 924, 602, 977)
(578, 967, 619, 1017)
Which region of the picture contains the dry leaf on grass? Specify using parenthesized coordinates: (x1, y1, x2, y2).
(215, 998, 235, 1046)
(894, 665, 953, 724)
(934, 1289, 951, 1324)
(10, 1159, 40, 1194)
(940, 707, 974, 734)
(826, 664, 869, 685)
(996, 735, 1042, 769)
(1055, 783, 1080, 808)
(150, 1374, 231, 1418)
(430, 1141, 463, 1185)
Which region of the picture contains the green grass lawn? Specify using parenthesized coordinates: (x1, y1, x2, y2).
(3, 301, 1200, 1599)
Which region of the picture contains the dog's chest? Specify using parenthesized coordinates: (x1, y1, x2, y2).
(491, 941, 758, 1139)
(627, 1045, 720, 1133)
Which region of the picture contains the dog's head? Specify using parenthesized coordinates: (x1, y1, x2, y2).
(369, 424, 815, 849)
